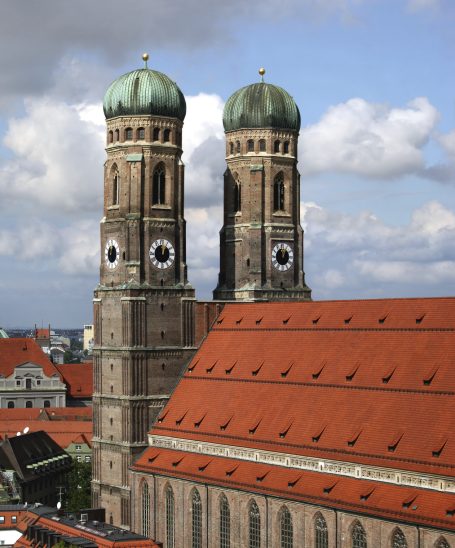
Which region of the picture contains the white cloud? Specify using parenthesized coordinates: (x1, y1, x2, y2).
(300, 97, 439, 179)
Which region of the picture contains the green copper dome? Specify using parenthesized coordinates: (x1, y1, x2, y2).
(103, 68, 186, 121)
(223, 81, 300, 132)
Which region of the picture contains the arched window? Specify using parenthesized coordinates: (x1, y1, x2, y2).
(7, 401, 14, 409)
(314, 513, 328, 548)
(141, 482, 150, 537)
(351, 521, 367, 548)
(191, 489, 202, 548)
(236, 141, 240, 154)
(435, 539, 450, 548)
(247, 139, 254, 152)
(26, 401, 32, 408)
(219, 494, 230, 548)
(108, 131, 113, 143)
(112, 169, 120, 206)
(234, 182, 241, 213)
(230, 142, 234, 155)
(284, 141, 289, 154)
(163, 129, 171, 142)
(273, 173, 285, 211)
(137, 127, 145, 140)
(165, 486, 175, 548)
(274, 140, 281, 153)
(43, 400, 50, 408)
(248, 500, 260, 548)
(259, 139, 266, 152)
(153, 127, 160, 141)
(391, 528, 407, 548)
(279, 506, 293, 548)
(115, 129, 119, 141)
(152, 165, 166, 205)
(125, 127, 133, 140)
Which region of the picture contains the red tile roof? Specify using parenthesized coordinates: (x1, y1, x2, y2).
(34, 328, 50, 340)
(0, 338, 61, 378)
(144, 297, 455, 524)
(0, 420, 92, 450)
(55, 363, 93, 398)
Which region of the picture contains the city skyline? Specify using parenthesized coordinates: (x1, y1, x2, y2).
(0, 0, 454, 327)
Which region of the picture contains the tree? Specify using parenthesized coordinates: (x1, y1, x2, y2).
(64, 460, 91, 512)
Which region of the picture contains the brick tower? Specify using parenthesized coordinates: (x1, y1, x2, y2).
(91, 55, 196, 527)
(214, 69, 311, 301)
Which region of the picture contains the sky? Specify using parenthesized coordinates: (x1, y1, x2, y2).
(0, 0, 454, 327)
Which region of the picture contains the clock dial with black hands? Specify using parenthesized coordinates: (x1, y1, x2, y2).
(272, 242, 294, 271)
(150, 239, 175, 269)
(105, 239, 120, 269)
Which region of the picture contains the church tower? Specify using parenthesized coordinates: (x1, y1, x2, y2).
(91, 55, 196, 527)
(214, 69, 311, 301)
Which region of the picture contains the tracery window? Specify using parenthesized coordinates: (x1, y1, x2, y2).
(279, 506, 293, 548)
(125, 127, 133, 140)
(435, 538, 450, 548)
(219, 494, 230, 548)
(259, 139, 266, 152)
(153, 127, 160, 141)
(314, 513, 328, 548)
(152, 164, 166, 205)
(248, 500, 260, 548)
(247, 139, 254, 152)
(164, 129, 171, 142)
(274, 140, 280, 153)
(141, 482, 150, 538)
(137, 127, 145, 140)
(191, 489, 202, 548)
(234, 182, 241, 213)
(273, 173, 285, 211)
(351, 521, 367, 548)
(165, 485, 175, 548)
(391, 528, 407, 548)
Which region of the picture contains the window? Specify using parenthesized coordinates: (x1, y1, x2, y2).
(166, 486, 175, 548)
(11, 516, 17, 524)
(115, 129, 119, 141)
(26, 401, 33, 408)
(153, 127, 160, 141)
(163, 129, 171, 142)
(77, 456, 82, 462)
(351, 521, 367, 548)
(234, 182, 241, 213)
(16, 380, 20, 386)
(236, 141, 240, 154)
(279, 506, 293, 548)
(152, 165, 166, 205)
(137, 127, 145, 140)
(113, 171, 120, 206)
(247, 139, 254, 152)
(230, 142, 234, 155)
(43, 400, 50, 408)
(259, 139, 266, 152)
(141, 482, 150, 538)
(273, 173, 285, 211)
(191, 489, 202, 548)
(284, 141, 289, 154)
(76, 445, 81, 452)
(435, 539, 450, 548)
(85, 455, 91, 462)
(0, 517, 4, 524)
(392, 528, 407, 548)
(220, 494, 230, 548)
(248, 500, 260, 548)
(108, 131, 113, 143)
(26, 378, 32, 390)
(7, 402, 14, 409)
(274, 140, 281, 153)
(314, 513, 328, 548)
(125, 127, 133, 140)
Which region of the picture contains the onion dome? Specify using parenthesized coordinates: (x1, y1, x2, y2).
(223, 68, 300, 132)
(103, 54, 186, 121)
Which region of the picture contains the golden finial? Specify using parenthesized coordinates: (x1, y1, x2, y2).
(259, 67, 265, 82)
(142, 53, 149, 68)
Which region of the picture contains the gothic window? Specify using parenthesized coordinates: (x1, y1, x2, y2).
(137, 127, 145, 140)
(247, 139, 254, 152)
(108, 130, 113, 143)
(274, 140, 281, 153)
(284, 141, 289, 154)
(391, 528, 407, 548)
(236, 141, 240, 154)
(230, 142, 234, 155)
(191, 489, 202, 548)
(219, 494, 230, 548)
(234, 182, 241, 213)
(164, 129, 171, 142)
(125, 127, 133, 140)
(273, 173, 285, 211)
(152, 164, 166, 205)
(279, 506, 293, 548)
(259, 139, 266, 152)
(112, 171, 120, 206)
(153, 127, 160, 141)
(165, 485, 175, 548)
(141, 482, 150, 538)
(314, 513, 328, 548)
(115, 129, 119, 141)
(351, 521, 367, 548)
(248, 500, 260, 548)
(435, 539, 450, 548)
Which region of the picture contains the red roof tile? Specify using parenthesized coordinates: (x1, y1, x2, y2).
(0, 338, 61, 378)
(55, 363, 93, 398)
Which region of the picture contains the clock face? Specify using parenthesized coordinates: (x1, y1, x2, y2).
(150, 239, 175, 269)
(105, 239, 120, 269)
(272, 242, 294, 271)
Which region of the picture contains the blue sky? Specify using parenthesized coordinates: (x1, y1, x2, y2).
(0, 0, 454, 327)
